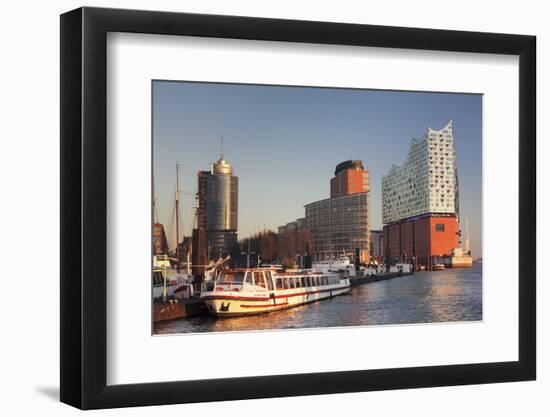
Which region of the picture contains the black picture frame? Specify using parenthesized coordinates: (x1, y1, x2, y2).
(60, 6, 536, 410)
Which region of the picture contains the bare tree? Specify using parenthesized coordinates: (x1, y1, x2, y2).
(260, 231, 278, 262)
(296, 228, 313, 255)
(280, 230, 296, 265)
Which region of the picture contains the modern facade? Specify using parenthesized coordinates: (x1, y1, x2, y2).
(382, 121, 461, 268)
(305, 192, 371, 262)
(197, 155, 239, 260)
(298, 160, 370, 263)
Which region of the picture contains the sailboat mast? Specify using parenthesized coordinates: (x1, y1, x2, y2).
(465, 217, 470, 255)
(175, 162, 180, 264)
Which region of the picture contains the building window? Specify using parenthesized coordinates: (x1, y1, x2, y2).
(435, 223, 445, 232)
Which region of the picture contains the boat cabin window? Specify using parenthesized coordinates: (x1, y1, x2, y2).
(244, 273, 253, 286)
(283, 278, 289, 289)
(253, 271, 266, 288)
(295, 277, 301, 288)
(265, 271, 274, 290)
(218, 271, 246, 284)
(276, 278, 283, 289)
(289, 278, 295, 289)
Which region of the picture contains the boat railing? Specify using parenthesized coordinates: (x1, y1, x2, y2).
(201, 280, 270, 294)
(202, 280, 246, 293)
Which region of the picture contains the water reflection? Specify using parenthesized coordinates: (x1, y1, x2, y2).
(155, 263, 482, 334)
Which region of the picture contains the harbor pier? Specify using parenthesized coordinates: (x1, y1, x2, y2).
(349, 270, 413, 287)
(153, 297, 204, 323)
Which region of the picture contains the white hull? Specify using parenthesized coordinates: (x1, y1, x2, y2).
(201, 281, 351, 317)
(153, 284, 177, 299)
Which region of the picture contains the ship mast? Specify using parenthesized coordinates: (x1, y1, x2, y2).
(465, 217, 470, 255)
(175, 162, 181, 265)
(152, 174, 158, 225)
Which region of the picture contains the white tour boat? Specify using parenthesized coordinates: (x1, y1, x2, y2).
(312, 256, 357, 277)
(200, 268, 351, 317)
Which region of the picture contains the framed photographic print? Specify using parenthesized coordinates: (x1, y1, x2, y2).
(60, 6, 536, 410)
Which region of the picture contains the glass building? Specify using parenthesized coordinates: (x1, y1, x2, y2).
(307, 160, 371, 262)
(197, 156, 238, 260)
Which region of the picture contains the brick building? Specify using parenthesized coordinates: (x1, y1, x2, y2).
(152, 223, 169, 255)
(370, 230, 384, 262)
(383, 214, 459, 267)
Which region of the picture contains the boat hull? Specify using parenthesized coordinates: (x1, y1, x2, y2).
(201, 285, 351, 317)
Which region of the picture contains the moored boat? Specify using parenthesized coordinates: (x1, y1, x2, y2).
(152, 255, 190, 299)
(432, 263, 445, 271)
(312, 256, 357, 276)
(200, 268, 351, 317)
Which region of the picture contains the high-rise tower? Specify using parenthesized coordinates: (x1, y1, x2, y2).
(197, 155, 239, 260)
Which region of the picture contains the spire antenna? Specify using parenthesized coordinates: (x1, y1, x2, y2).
(221, 136, 224, 160)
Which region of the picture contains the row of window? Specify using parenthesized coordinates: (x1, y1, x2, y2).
(275, 275, 340, 289)
(217, 271, 340, 290)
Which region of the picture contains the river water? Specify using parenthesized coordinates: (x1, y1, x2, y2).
(154, 263, 482, 334)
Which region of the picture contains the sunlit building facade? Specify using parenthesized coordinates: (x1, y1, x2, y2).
(303, 160, 371, 263)
(305, 193, 371, 262)
(382, 121, 460, 268)
(152, 222, 169, 255)
(330, 160, 370, 198)
(197, 156, 239, 260)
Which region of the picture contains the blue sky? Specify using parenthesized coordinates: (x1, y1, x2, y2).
(153, 81, 482, 258)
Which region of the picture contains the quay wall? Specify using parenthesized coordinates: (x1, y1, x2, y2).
(350, 271, 413, 287)
(153, 298, 204, 323)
